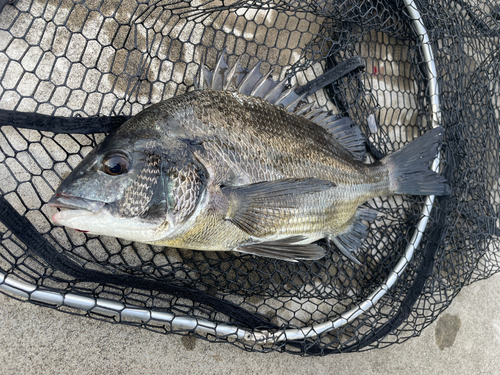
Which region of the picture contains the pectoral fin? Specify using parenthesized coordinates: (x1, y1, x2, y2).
(220, 178, 335, 237)
(235, 236, 326, 261)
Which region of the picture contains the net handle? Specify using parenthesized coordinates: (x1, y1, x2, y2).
(0, 0, 442, 346)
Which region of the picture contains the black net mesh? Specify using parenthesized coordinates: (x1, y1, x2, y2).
(0, 0, 499, 355)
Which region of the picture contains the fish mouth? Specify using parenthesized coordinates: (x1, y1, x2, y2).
(48, 194, 106, 213)
(48, 193, 165, 241)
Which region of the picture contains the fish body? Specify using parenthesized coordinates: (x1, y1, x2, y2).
(49, 54, 449, 262)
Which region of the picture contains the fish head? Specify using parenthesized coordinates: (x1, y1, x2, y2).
(48, 119, 207, 243)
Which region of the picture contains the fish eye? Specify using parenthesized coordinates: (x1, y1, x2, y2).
(102, 153, 130, 176)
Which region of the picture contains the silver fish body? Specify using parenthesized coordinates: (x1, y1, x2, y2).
(49, 55, 449, 262)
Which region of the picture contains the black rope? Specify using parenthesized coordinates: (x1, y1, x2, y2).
(0, 109, 129, 134)
(0, 195, 277, 330)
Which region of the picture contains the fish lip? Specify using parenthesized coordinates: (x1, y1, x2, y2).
(48, 193, 106, 213)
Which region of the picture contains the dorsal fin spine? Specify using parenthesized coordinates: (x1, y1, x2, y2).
(295, 103, 314, 116)
(285, 93, 307, 112)
(223, 55, 244, 91)
(211, 49, 229, 90)
(312, 112, 328, 123)
(305, 108, 322, 119)
(237, 61, 262, 95)
(263, 78, 288, 104)
(250, 68, 275, 97)
(274, 84, 296, 106)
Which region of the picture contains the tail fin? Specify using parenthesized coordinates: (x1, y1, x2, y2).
(382, 127, 450, 196)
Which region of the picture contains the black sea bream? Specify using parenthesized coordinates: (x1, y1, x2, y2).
(49, 53, 449, 263)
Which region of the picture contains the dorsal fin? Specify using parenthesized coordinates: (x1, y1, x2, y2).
(195, 52, 367, 160)
(195, 52, 304, 111)
(324, 116, 367, 160)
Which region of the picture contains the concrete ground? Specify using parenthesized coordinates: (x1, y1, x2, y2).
(0, 273, 499, 374)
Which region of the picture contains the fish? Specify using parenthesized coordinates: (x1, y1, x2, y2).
(48, 52, 450, 263)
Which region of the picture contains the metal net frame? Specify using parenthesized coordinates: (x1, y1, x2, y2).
(0, 0, 499, 355)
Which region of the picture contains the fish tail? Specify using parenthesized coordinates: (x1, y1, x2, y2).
(382, 127, 450, 196)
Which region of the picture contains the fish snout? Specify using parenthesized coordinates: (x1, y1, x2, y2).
(48, 193, 106, 213)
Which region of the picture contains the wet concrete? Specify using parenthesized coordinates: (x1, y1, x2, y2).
(435, 314, 461, 350)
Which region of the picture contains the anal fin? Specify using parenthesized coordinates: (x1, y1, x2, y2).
(330, 208, 378, 265)
(235, 236, 326, 262)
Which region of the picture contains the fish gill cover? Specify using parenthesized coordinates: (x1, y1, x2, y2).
(0, 0, 499, 355)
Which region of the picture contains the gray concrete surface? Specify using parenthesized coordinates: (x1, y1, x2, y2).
(1, 273, 499, 374)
